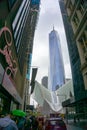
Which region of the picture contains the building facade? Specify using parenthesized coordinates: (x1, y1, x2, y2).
(59, 0, 87, 117)
(48, 28, 65, 91)
(41, 76, 48, 88)
(24, 0, 40, 111)
(0, 0, 40, 114)
(64, 0, 87, 90)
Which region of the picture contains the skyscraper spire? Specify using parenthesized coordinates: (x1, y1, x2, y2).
(53, 25, 54, 30)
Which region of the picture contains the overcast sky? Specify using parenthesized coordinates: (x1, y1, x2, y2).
(31, 0, 72, 83)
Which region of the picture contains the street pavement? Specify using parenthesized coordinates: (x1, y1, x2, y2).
(67, 124, 83, 130)
(65, 119, 87, 130)
(43, 119, 87, 130)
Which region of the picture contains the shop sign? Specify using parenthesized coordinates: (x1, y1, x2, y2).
(0, 26, 17, 77)
(2, 72, 22, 104)
(0, 64, 4, 84)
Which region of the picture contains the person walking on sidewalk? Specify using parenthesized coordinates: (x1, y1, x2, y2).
(32, 116, 39, 130)
(24, 116, 32, 130)
(38, 120, 44, 130)
(16, 116, 26, 130)
(0, 112, 18, 130)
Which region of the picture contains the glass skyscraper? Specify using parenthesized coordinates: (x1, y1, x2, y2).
(48, 28, 65, 91)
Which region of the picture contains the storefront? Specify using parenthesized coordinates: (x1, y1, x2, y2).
(0, 64, 22, 115)
(0, 86, 11, 115)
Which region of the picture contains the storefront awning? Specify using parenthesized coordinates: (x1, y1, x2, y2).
(62, 97, 75, 107)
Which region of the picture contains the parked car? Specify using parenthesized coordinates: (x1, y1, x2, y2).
(45, 117, 67, 130)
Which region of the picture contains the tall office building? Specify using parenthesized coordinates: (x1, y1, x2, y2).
(48, 28, 65, 91)
(0, 0, 40, 113)
(59, 0, 87, 115)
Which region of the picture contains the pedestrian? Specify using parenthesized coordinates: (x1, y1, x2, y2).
(24, 116, 32, 130)
(32, 116, 39, 130)
(16, 116, 25, 130)
(0, 111, 18, 130)
(74, 115, 76, 123)
(38, 121, 43, 130)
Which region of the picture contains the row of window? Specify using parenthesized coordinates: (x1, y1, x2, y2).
(79, 25, 87, 58)
(68, 0, 86, 31)
(12, 0, 30, 53)
(66, 0, 87, 63)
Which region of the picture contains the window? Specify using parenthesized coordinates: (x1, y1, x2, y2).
(67, 1, 73, 14)
(12, 0, 30, 53)
(79, 26, 87, 60)
(79, 34, 86, 53)
(77, 0, 86, 15)
(72, 13, 79, 28)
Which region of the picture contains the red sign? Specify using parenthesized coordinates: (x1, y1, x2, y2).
(0, 26, 17, 77)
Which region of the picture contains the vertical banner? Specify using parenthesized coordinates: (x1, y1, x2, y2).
(26, 53, 32, 80)
(30, 68, 38, 94)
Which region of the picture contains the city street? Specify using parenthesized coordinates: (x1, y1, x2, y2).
(0, 1, 87, 130)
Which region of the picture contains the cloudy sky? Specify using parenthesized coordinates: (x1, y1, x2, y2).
(31, 0, 72, 83)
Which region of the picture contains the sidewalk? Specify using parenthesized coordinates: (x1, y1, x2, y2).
(66, 119, 87, 130)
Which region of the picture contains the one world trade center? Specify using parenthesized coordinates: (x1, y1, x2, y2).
(48, 28, 65, 91)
